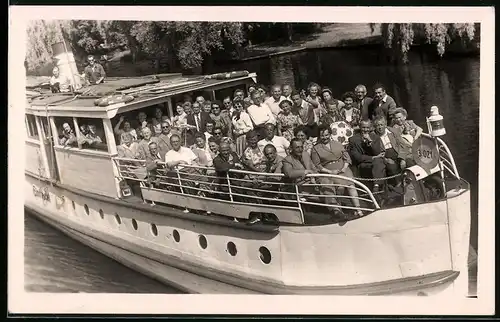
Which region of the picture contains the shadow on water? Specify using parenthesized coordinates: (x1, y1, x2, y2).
(213, 47, 479, 251)
(24, 212, 181, 293)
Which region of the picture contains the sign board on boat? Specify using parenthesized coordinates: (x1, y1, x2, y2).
(412, 136, 440, 171)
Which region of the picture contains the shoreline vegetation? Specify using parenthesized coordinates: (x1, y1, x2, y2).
(26, 22, 479, 78)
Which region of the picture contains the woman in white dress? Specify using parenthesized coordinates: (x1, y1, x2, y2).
(231, 98, 254, 156)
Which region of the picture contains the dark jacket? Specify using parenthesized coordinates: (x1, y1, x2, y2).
(358, 96, 374, 121)
(371, 127, 411, 160)
(347, 132, 378, 166)
(186, 112, 211, 133)
(368, 95, 397, 121)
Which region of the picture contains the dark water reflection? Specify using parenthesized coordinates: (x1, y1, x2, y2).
(214, 48, 479, 250)
(25, 46, 479, 293)
(24, 213, 179, 293)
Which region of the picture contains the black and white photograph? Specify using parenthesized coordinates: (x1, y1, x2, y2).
(9, 6, 494, 315)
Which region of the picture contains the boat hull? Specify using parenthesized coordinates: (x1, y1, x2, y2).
(24, 173, 471, 296)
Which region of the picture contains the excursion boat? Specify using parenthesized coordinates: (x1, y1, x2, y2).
(24, 43, 472, 296)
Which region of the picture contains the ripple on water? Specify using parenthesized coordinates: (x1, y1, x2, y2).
(24, 212, 180, 293)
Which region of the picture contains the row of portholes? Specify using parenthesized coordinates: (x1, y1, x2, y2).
(75, 202, 272, 264)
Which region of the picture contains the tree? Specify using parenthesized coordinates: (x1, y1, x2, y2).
(25, 20, 72, 73)
(374, 23, 478, 62)
(130, 21, 245, 70)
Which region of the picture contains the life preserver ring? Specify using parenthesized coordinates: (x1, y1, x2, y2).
(94, 94, 134, 107)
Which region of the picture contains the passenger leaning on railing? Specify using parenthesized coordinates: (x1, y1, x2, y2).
(311, 125, 363, 217)
(371, 116, 413, 192)
(145, 141, 165, 188)
(283, 138, 346, 219)
(249, 144, 285, 201)
(213, 141, 245, 199)
(165, 134, 208, 196)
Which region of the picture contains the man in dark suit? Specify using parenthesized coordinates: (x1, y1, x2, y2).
(355, 84, 374, 121)
(368, 83, 397, 122)
(186, 102, 211, 134)
(347, 119, 379, 179)
(186, 102, 211, 146)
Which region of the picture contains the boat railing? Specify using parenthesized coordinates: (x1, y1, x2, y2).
(421, 133, 461, 180)
(112, 157, 381, 220)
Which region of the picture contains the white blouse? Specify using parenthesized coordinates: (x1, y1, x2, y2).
(232, 112, 254, 135)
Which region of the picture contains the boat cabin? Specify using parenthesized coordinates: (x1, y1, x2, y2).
(25, 71, 466, 226)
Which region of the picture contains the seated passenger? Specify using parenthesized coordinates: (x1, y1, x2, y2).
(294, 125, 316, 156)
(318, 99, 342, 127)
(59, 122, 77, 147)
(371, 116, 413, 192)
(210, 101, 232, 137)
(213, 141, 245, 198)
(250, 144, 284, 200)
(137, 127, 159, 160)
(258, 123, 290, 158)
(207, 136, 220, 160)
(80, 124, 104, 149)
(114, 116, 138, 144)
(277, 99, 303, 142)
(135, 112, 149, 140)
(117, 132, 139, 159)
(311, 125, 363, 217)
(241, 130, 266, 173)
(156, 121, 173, 157)
(283, 138, 346, 219)
(165, 134, 208, 196)
(392, 107, 423, 145)
(145, 141, 165, 187)
(347, 119, 378, 179)
(192, 132, 213, 168)
(213, 126, 237, 152)
(50, 67, 71, 93)
(340, 91, 362, 130)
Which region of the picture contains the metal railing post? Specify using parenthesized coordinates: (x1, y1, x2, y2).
(176, 167, 185, 194)
(226, 172, 234, 202)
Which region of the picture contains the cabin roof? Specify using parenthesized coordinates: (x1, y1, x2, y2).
(26, 71, 256, 118)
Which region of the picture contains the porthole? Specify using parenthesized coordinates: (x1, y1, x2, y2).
(132, 219, 138, 231)
(84, 204, 89, 215)
(99, 209, 104, 219)
(115, 213, 122, 225)
(173, 229, 180, 242)
(227, 242, 237, 256)
(198, 235, 208, 249)
(72, 200, 76, 210)
(151, 223, 158, 236)
(259, 246, 272, 264)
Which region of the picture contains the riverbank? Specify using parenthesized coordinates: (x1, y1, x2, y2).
(236, 23, 382, 61)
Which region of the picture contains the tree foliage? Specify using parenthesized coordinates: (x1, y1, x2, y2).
(374, 23, 478, 62)
(25, 19, 247, 73)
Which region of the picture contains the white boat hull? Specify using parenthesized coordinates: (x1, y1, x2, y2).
(25, 173, 472, 296)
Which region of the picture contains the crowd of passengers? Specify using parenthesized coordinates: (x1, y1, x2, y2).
(108, 82, 424, 219)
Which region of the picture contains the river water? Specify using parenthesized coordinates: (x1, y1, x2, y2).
(25, 46, 479, 293)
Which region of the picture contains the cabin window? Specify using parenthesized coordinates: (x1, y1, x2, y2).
(111, 103, 169, 144)
(53, 117, 78, 148)
(38, 116, 50, 139)
(75, 117, 109, 152)
(25, 114, 39, 140)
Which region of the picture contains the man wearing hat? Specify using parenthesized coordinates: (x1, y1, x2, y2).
(392, 107, 423, 145)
